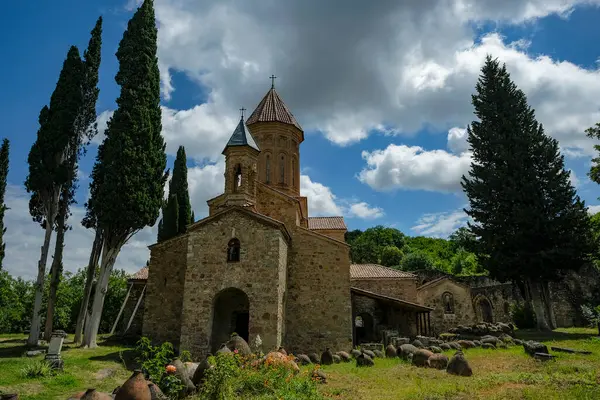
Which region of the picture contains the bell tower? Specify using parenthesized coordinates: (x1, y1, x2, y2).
(222, 109, 260, 209)
(246, 76, 304, 196)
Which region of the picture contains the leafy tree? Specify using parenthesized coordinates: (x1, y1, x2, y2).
(344, 229, 362, 246)
(0, 139, 9, 270)
(350, 226, 405, 264)
(450, 248, 479, 275)
(400, 252, 434, 271)
(24, 46, 85, 346)
(45, 17, 103, 341)
(83, 0, 168, 348)
(404, 236, 455, 272)
(380, 245, 403, 267)
(448, 227, 477, 253)
(462, 55, 594, 330)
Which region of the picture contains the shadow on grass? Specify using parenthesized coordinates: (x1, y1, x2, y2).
(515, 329, 598, 342)
(89, 349, 139, 370)
(0, 344, 29, 358)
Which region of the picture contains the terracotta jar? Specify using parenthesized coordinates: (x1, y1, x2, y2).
(115, 370, 151, 400)
(0, 394, 19, 400)
(77, 389, 112, 400)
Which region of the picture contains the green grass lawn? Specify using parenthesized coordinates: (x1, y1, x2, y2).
(1, 328, 599, 400)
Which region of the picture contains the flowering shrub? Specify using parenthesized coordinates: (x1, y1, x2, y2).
(198, 351, 323, 400)
(134, 337, 185, 399)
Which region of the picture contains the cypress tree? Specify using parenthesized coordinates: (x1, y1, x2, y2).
(46, 17, 103, 341)
(157, 145, 191, 242)
(0, 139, 9, 270)
(163, 195, 179, 239)
(191, 210, 195, 224)
(462, 56, 594, 330)
(171, 146, 191, 234)
(83, 0, 167, 348)
(25, 46, 84, 346)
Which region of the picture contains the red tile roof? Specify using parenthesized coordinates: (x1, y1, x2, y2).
(308, 216, 347, 230)
(130, 267, 148, 281)
(350, 264, 416, 279)
(246, 88, 302, 130)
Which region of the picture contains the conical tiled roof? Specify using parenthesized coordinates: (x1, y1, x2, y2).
(222, 117, 260, 154)
(246, 87, 302, 131)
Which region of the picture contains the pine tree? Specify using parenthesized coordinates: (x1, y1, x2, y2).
(25, 46, 84, 346)
(0, 139, 9, 270)
(46, 17, 103, 341)
(462, 55, 594, 330)
(82, 0, 167, 348)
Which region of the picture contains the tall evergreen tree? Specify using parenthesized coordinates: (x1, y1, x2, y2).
(462, 56, 594, 330)
(162, 194, 179, 240)
(83, 0, 167, 348)
(191, 210, 195, 224)
(45, 17, 103, 341)
(0, 139, 9, 270)
(25, 46, 84, 346)
(157, 146, 191, 242)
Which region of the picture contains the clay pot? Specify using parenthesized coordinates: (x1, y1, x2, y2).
(0, 395, 19, 400)
(148, 382, 167, 400)
(114, 370, 151, 400)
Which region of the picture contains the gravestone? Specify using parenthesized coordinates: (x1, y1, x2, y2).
(45, 330, 67, 370)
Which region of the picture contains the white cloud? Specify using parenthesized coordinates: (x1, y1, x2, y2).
(300, 175, 342, 216)
(146, 0, 600, 161)
(348, 202, 385, 220)
(359, 144, 472, 192)
(447, 127, 469, 154)
(187, 161, 226, 217)
(569, 169, 580, 188)
(3, 185, 153, 280)
(411, 209, 470, 238)
(93, 110, 113, 145)
(588, 205, 600, 214)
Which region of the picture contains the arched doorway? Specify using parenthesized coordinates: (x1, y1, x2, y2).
(211, 288, 250, 353)
(478, 297, 494, 323)
(355, 312, 374, 344)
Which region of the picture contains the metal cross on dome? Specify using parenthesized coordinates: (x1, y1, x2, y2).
(239, 107, 246, 119)
(270, 74, 277, 89)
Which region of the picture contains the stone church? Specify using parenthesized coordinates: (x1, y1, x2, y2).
(140, 83, 357, 358)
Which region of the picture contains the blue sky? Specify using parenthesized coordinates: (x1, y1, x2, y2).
(2, 0, 600, 279)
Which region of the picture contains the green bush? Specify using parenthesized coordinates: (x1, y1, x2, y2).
(21, 360, 53, 379)
(510, 303, 537, 329)
(199, 352, 323, 400)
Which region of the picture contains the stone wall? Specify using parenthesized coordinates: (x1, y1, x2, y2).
(310, 229, 346, 242)
(417, 279, 477, 335)
(142, 234, 189, 348)
(179, 210, 289, 359)
(256, 184, 300, 229)
(285, 227, 353, 354)
(351, 278, 418, 302)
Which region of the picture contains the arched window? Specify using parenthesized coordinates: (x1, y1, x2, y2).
(279, 155, 285, 184)
(265, 155, 271, 184)
(234, 164, 242, 191)
(442, 292, 454, 314)
(227, 238, 240, 262)
(292, 158, 296, 188)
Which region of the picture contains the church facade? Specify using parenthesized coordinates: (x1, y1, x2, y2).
(142, 85, 354, 358)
